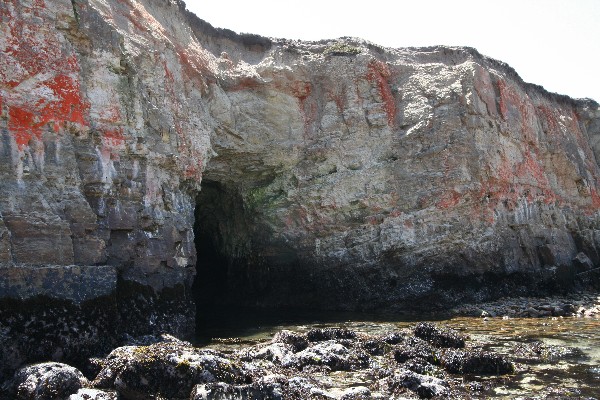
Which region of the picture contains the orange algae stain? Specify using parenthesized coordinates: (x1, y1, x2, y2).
(590, 189, 600, 211)
(2, 2, 90, 150)
(496, 80, 509, 119)
(42, 74, 89, 126)
(497, 79, 537, 142)
(283, 80, 315, 134)
(8, 107, 36, 148)
(367, 60, 396, 125)
(184, 161, 203, 179)
(291, 81, 311, 102)
(227, 77, 262, 92)
(436, 190, 462, 209)
(537, 105, 560, 133)
(102, 128, 125, 147)
(7, 74, 91, 150)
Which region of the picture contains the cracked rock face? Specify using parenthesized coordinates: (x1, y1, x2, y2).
(1, 0, 600, 378)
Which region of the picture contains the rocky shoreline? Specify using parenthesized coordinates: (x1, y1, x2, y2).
(4, 311, 598, 400)
(450, 291, 600, 319)
(1, 323, 511, 400)
(2, 292, 599, 399)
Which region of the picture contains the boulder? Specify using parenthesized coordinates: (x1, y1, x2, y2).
(93, 342, 247, 399)
(6, 362, 87, 400)
(442, 349, 514, 375)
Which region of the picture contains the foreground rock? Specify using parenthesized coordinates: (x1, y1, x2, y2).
(4, 362, 88, 400)
(3, 323, 515, 399)
(68, 389, 118, 400)
(93, 341, 248, 399)
(13, 320, 600, 399)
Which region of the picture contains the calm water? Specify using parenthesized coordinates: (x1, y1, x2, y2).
(196, 308, 600, 398)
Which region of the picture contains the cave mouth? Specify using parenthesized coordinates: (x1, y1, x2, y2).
(192, 179, 266, 339)
(192, 180, 238, 326)
(191, 179, 312, 340)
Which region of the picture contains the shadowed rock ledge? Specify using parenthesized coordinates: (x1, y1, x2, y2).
(1, 0, 600, 380)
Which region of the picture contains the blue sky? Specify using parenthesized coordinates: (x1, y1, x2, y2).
(185, 0, 600, 103)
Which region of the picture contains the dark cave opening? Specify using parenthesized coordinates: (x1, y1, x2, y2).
(192, 180, 233, 313)
(191, 179, 310, 340)
(192, 179, 259, 338)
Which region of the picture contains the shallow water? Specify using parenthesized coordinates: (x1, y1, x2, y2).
(196, 308, 600, 398)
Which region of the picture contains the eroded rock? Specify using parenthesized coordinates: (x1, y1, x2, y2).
(441, 349, 514, 375)
(93, 342, 247, 399)
(6, 362, 87, 400)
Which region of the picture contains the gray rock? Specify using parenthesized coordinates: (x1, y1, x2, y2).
(573, 252, 594, 273)
(7, 362, 87, 400)
(68, 389, 119, 400)
(93, 342, 247, 399)
(190, 381, 283, 400)
(291, 341, 370, 371)
(340, 386, 371, 400)
(386, 370, 449, 399)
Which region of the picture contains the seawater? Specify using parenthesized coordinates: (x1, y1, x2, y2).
(195, 308, 600, 398)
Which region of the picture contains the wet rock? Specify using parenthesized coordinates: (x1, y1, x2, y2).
(271, 330, 308, 352)
(513, 340, 578, 362)
(292, 342, 370, 371)
(413, 322, 466, 348)
(190, 380, 283, 400)
(246, 343, 295, 365)
(573, 252, 594, 273)
(120, 333, 190, 347)
(68, 389, 119, 400)
(339, 386, 371, 399)
(379, 332, 405, 345)
(442, 349, 514, 375)
(383, 370, 448, 399)
(359, 339, 388, 356)
(93, 342, 247, 399)
(393, 337, 441, 365)
(403, 358, 438, 376)
(7, 362, 88, 400)
(306, 328, 357, 342)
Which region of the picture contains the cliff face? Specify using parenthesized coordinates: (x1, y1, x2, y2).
(1, 0, 600, 376)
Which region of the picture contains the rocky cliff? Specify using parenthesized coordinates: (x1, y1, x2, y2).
(1, 0, 600, 378)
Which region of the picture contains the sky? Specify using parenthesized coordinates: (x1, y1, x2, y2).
(185, 0, 600, 103)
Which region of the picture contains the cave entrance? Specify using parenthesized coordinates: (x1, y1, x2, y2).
(192, 180, 255, 339)
(192, 178, 307, 340)
(192, 180, 230, 308)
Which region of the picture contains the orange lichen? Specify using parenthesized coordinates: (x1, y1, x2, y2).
(367, 60, 396, 125)
(1, 1, 90, 150)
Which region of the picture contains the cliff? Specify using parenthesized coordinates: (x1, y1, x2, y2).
(1, 0, 599, 377)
